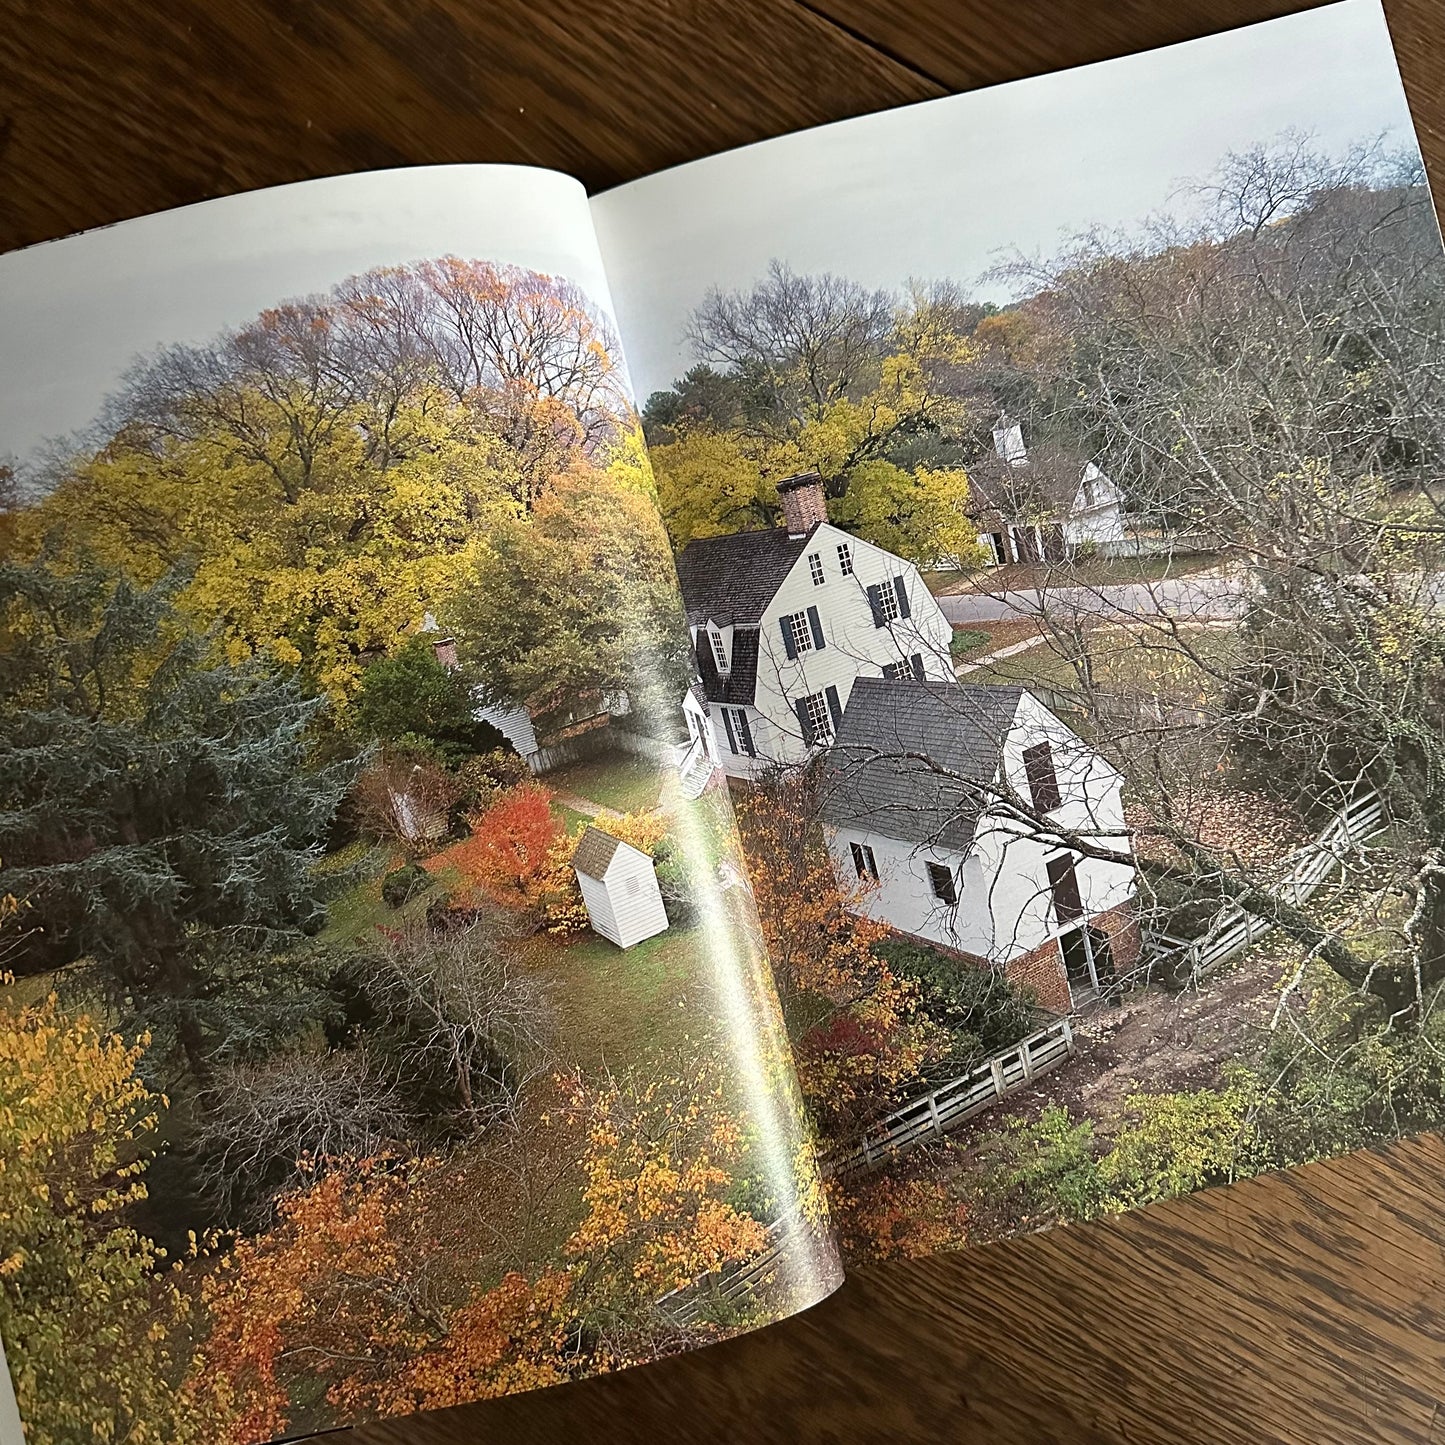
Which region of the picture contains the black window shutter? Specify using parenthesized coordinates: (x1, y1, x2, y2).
(720, 708, 738, 753)
(1024, 742, 1062, 813)
(795, 695, 815, 746)
(779, 615, 798, 660)
(825, 684, 843, 731)
(926, 861, 958, 906)
(807, 605, 826, 650)
(910, 652, 924, 680)
(866, 583, 886, 628)
(850, 841, 866, 878)
(893, 575, 912, 618)
(736, 710, 756, 757)
(1047, 855, 1084, 924)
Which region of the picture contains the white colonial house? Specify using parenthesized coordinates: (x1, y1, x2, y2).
(819, 677, 1138, 1012)
(674, 472, 955, 781)
(572, 825, 670, 949)
(973, 417, 1131, 565)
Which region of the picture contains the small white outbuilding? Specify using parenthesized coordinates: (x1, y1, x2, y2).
(572, 825, 670, 949)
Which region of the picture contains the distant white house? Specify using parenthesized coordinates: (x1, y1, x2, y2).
(572, 825, 670, 949)
(973, 417, 1131, 564)
(819, 677, 1138, 1013)
(673, 472, 955, 781)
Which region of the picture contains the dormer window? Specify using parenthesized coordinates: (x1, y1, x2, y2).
(708, 628, 729, 675)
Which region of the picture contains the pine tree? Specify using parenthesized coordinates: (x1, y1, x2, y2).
(0, 560, 356, 1079)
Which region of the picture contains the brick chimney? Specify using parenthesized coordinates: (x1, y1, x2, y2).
(777, 472, 828, 538)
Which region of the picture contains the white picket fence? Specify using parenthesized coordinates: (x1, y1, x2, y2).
(656, 1210, 807, 1327)
(656, 1018, 1077, 1326)
(1148, 790, 1386, 978)
(819, 1016, 1077, 1178)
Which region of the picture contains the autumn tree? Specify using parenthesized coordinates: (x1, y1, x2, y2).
(19, 258, 630, 707)
(0, 993, 227, 1445)
(649, 267, 983, 564)
(451, 465, 692, 730)
(736, 769, 946, 1133)
(0, 562, 354, 1079)
(447, 783, 562, 905)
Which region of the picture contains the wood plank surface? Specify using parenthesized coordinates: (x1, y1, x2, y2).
(3, 2, 1445, 1441)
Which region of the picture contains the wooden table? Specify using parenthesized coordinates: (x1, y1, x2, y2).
(3, 2, 1444, 1439)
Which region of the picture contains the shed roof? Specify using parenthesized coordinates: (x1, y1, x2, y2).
(820, 679, 1026, 850)
(675, 524, 818, 627)
(572, 825, 636, 881)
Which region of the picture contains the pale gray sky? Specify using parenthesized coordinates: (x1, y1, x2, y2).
(592, 0, 1422, 401)
(0, 166, 617, 465)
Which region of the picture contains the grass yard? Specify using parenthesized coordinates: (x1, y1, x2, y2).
(553, 801, 594, 835)
(321, 843, 460, 945)
(949, 627, 992, 660)
(546, 750, 664, 815)
(532, 922, 716, 1072)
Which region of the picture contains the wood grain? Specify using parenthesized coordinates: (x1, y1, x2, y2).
(3, 1, 1445, 1441)
(359, 1134, 1445, 1445)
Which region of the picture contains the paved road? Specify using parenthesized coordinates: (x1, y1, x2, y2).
(939, 571, 1248, 625)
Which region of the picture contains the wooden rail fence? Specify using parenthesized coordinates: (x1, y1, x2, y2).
(1147, 791, 1386, 978)
(657, 1018, 1077, 1326)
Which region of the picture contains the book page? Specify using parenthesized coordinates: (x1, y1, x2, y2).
(591, 0, 1445, 1264)
(0, 165, 839, 1444)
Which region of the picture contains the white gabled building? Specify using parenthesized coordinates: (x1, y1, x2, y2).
(974, 417, 1131, 564)
(572, 825, 670, 950)
(674, 473, 955, 780)
(819, 677, 1139, 1013)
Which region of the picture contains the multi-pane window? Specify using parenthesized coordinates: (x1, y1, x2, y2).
(784, 610, 815, 656)
(850, 841, 878, 879)
(1023, 741, 1063, 813)
(801, 690, 832, 745)
(836, 542, 854, 576)
(720, 706, 755, 757)
(876, 582, 900, 623)
(926, 861, 959, 907)
(709, 628, 728, 674)
(881, 654, 924, 682)
(808, 551, 826, 586)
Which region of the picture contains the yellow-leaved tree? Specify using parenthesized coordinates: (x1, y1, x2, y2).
(0, 991, 226, 1445)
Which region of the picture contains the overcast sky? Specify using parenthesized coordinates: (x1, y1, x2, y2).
(592, 0, 1424, 401)
(0, 166, 616, 466)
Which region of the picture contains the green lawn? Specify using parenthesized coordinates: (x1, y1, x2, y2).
(949, 627, 992, 660)
(553, 801, 594, 835)
(532, 923, 713, 1071)
(320, 844, 459, 945)
(545, 751, 665, 814)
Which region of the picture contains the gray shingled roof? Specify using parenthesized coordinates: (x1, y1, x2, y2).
(694, 626, 759, 705)
(572, 825, 626, 881)
(674, 525, 817, 627)
(820, 679, 1026, 850)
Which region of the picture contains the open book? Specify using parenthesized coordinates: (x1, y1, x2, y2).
(0, 0, 1437, 1438)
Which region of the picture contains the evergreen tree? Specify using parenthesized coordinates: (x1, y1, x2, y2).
(0, 560, 355, 1079)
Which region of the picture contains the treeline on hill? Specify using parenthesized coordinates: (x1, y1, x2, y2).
(0, 260, 752, 1443)
(654, 134, 1445, 1238)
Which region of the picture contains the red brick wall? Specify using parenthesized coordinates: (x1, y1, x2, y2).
(881, 897, 1141, 1017)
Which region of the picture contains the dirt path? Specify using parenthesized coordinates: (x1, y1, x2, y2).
(1005, 941, 1292, 1130)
